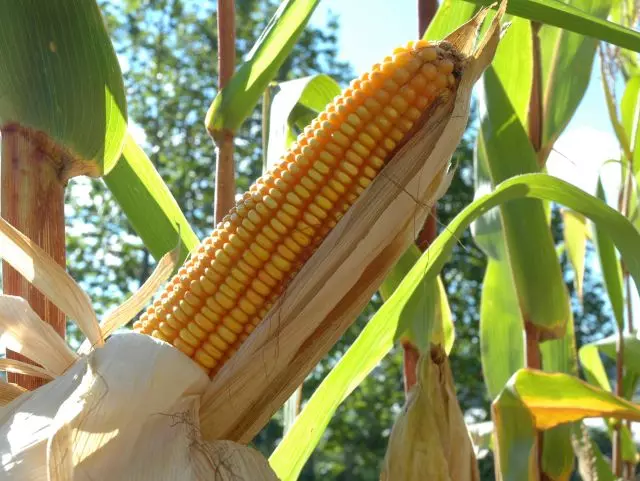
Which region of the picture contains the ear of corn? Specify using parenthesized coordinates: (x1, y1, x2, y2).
(133, 39, 463, 377)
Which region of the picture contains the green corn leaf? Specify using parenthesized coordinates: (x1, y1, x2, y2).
(482, 65, 570, 338)
(435, 276, 455, 355)
(619, 423, 638, 463)
(561, 209, 588, 300)
(592, 332, 640, 375)
(480, 240, 525, 400)
(471, 131, 503, 259)
(464, 0, 640, 52)
(0, 0, 127, 176)
(578, 340, 640, 465)
(265, 74, 341, 169)
(206, 0, 320, 139)
(490, 15, 533, 127)
(380, 244, 454, 354)
(471, 15, 532, 258)
(423, 0, 479, 41)
(579, 344, 612, 392)
(592, 179, 625, 330)
(602, 63, 633, 159)
(539, 308, 579, 480)
(270, 172, 640, 480)
(539, 0, 612, 160)
(621, 76, 640, 170)
(623, 370, 639, 399)
(541, 424, 575, 480)
(104, 132, 200, 264)
(493, 369, 640, 481)
(540, 307, 578, 377)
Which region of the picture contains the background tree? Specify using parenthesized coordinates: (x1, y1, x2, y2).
(63, 1, 616, 479)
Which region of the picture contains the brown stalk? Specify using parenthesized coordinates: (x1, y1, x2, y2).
(1, 126, 66, 390)
(212, 0, 237, 225)
(400, 0, 440, 396)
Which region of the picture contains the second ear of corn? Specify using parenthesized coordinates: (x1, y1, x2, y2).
(133, 39, 463, 377)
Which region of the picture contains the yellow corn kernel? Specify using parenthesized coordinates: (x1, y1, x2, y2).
(134, 39, 460, 376)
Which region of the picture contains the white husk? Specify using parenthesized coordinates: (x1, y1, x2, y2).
(0, 333, 278, 480)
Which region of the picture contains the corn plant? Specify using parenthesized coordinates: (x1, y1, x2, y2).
(0, 0, 640, 480)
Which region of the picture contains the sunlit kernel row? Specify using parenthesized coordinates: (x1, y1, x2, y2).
(133, 40, 460, 375)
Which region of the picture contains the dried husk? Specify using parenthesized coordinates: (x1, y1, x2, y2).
(380, 347, 480, 481)
(0, 216, 101, 347)
(77, 246, 180, 355)
(0, 218, 276, 479)
(198, 2, 507, 443)
(0, 333, 278, 481)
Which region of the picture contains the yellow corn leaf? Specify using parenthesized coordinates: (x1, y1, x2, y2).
(493, 369, 640, 481)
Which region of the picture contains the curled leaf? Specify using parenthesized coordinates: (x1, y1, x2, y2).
(77, 246, 181, 355)
(0, 359, 55, 381)
(0, 216, 101, 347)
(0, 296, 77, 375)
(0, 380, 27, 407)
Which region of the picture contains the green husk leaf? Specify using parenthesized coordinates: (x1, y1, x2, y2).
(380, 245, 454, 354)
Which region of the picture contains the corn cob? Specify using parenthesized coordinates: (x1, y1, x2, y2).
(133, 39, 463, 377)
